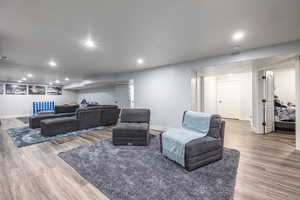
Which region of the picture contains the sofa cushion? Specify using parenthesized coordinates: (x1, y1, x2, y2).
(120, 109, 150, 123)
(41, 116, 77, 124)
(115, 123, 149, 131)
(40, 117, 78, 136)
(29, 112, 76, 129)
(76, 109, 101, 129)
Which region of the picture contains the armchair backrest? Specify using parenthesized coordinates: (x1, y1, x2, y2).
(182, 111, 223, 139)
(120, 109, 150, 123)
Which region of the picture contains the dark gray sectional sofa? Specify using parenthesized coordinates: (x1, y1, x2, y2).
(40, 105, 120, 136)
(29, 105, 79, 129)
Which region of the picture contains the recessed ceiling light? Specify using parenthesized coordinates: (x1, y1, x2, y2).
(22, 77, 27, 81)
(137, 58, 144, 64)
(18, 80, 22, 83)
(55, 80, 60, 84)
(65, 77, 70, 81)
(49, 82, 53, 85)
(82, 37, 96, 49)
(48, 60, 57, 67)
(27, 73, 33, 78)
(232, 31, 245, 41)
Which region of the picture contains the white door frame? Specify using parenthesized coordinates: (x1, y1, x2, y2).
(295, 57, 300, 150)
(191, 71, 204, 112)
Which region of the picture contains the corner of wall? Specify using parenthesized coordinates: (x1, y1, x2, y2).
(295, 57, 300, 150)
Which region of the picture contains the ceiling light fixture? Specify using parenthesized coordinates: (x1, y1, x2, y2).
(55, 80, 60, 84)
(82, 36, 96, 49)
(22, 77, 27, 81)
(232, 31, 245, 42)
(27, 73, 33, 78)
(137, 58, 144, 65)
(48, 60, 57, 67)
(49, 82, 53, 85)
(18, 80, 22, 83)
(65, 77, 70, 81)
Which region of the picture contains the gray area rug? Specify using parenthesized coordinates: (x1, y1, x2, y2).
(7, 126, 104, 147)
(59, 135, 240, 200)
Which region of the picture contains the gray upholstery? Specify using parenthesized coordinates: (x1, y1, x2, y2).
(75, 105, 120, 127)
(99, 106, 121, 126)
(120, 109, 150, 123)
(113, 109, 150, 146)
(40, 117, 78, 136)
(29, 104, 120, 129)
(116, 122, 149, 130)
(29, 112, 75, 129)
(160, 112, 225, 171)
(184, 120, 225, 171)
(55, 105, 79, 114)
(76, 108, 102, 130)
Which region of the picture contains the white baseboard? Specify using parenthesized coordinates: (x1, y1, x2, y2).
(0, 114, 30, 119)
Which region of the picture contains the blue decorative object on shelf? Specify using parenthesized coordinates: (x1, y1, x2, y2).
(80, 99, 88, 105)
(33, 101, 55, 114)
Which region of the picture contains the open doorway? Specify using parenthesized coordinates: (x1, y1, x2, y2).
(203, 72, 252, 120)
(114, 79, 135, 108)
(192, 55, 298, 137)
(194, 62, 253, 123)
(258, 62, 296, 134)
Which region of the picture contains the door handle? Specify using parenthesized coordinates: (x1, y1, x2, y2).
(218, 100, 222, 103)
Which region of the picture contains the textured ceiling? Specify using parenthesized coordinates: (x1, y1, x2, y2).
(0, 0, 300, 84)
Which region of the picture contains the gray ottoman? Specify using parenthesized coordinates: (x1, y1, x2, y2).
(113, 109, 150, 146)
(40, 117, 79, 137)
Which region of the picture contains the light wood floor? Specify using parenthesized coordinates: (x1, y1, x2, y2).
(0, 118, 300, 200)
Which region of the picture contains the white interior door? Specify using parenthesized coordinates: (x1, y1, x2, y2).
(217, 79, 241, 119)
(264, 71, 275, 133)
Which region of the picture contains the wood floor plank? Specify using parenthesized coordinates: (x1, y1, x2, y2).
(1, 118, 300, 200)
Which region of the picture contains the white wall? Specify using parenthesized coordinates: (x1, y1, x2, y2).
(115, 67, 193, 130)
(273, 68, 295, 104)
(203, 72, 252, 121)
(77, 87, 116, 105)
(0, 89, 78, 118)
(77, 85, 131, 108)
(114, 84, 130, 108)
